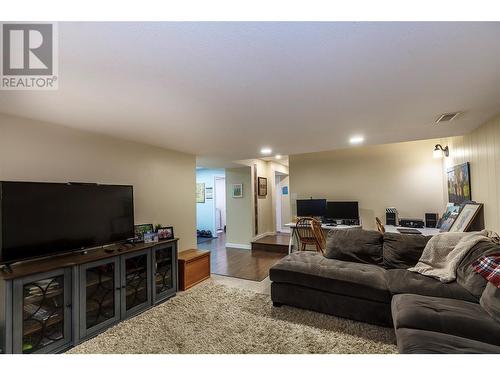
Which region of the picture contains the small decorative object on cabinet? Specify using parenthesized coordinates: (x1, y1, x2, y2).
(178, 249, 210, 291)
(0, 238, 178, 353)
(157, 226, 174, 241)
(134, 223, 154, 242)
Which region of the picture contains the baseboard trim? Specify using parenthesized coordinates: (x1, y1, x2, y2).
(225, 242, 251, 250)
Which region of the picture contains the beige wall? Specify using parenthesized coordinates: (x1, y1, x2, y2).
(225, 167, 253, 246)
(289, 139, 446, 230)
(441, 113, 500, 233)
(0, 113, 196, 250)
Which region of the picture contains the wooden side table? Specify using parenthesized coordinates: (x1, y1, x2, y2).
(178, 249, 211, 291)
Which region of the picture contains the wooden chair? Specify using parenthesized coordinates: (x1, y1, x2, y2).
(376, 217, 385, 234)
(311, 219, 326, 254)
(295, 218, 324, 253)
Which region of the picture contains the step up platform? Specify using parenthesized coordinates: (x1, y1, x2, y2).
(251, 234, 290, 253)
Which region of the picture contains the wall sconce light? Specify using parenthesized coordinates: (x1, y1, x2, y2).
(433, 144, 449, 158)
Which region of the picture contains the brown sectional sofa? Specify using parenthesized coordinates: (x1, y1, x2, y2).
(269, 230, 500, 354)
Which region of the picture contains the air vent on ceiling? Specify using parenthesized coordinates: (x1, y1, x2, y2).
(435, 112, 461, 124)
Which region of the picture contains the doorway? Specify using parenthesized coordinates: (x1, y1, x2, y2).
(214, 176, 226, 234)
(275, 172, 291, 233)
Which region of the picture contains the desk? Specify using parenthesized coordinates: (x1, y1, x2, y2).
(385, 225, 441, 236)
(284, 222, 362, 254)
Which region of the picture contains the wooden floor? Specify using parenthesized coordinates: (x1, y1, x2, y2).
(197, 233, 286, 282)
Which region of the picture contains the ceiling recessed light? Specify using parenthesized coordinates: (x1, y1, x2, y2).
(275, 154, 282, 160)
(260, 147, 272, 155)
(349, 136, 364, 145)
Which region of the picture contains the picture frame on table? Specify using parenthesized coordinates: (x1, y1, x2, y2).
(449, 203, 483, 232)
(134, 223, 154, 241)
(157, 226, 175, 240)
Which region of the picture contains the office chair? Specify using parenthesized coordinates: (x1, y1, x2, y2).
(376, 217, 385, 234)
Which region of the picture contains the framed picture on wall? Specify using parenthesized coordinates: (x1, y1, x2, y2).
(206, 187, 213, 199)
(449, 203, 482, 232)
(447, 162, 471, 205)
(196, 182, 205, 203)
(232, 183, 243, 198)
(258, 177, 267, 197)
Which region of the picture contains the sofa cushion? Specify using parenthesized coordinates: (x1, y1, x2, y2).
(395, 328, 500, 354)
(480, 282, 500, 324)
(324, 229, 383, 265)
(269, 251, 391, 303)
(382, 232, 431, 269)
(387, 269, 477, 302)
(391, 293, 500, 347)
(456, 239, 500, 298)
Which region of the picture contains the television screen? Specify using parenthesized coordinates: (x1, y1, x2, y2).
(296, 199, 327, 217)
(326, 201, 359, 220)
(0, 182, 134, 263)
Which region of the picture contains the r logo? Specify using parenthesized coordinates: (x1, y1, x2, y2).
(2, 24, 53, 76)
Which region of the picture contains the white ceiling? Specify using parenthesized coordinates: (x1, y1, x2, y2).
(1, 22, 499, 163)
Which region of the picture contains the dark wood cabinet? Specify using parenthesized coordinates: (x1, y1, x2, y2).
(121, 249, 152, 318)
(152, 242, 177, 304)
(79, 258, 121, 340)
(0, 239, 178, 354)
(12, 268, 72, 354)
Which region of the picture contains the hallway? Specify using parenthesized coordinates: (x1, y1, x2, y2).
(197, 233, 285, 281)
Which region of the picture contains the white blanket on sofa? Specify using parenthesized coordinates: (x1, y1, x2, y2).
(408, 230, 495, 282)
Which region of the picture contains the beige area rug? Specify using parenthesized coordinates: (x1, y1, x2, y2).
(68, 282, 397, 354)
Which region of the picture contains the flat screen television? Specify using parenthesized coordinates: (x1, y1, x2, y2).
(0, 181, 134, 264)
(296, 199, 327, 217)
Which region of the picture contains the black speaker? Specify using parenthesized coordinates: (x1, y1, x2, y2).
(425, 213, 439, 228)
(386, 208, 398, 226)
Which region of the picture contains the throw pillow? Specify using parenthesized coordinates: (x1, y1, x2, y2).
(479, 282, 500, 324)
(324, 229, 383, 265)
(457, 240, 500, 299)
(382, 232, 431, 269)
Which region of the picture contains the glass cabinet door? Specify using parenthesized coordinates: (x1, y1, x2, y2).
(79, 258, 120, 339)
(121, 249, 152, 318)
(13, 268, 72, 354)
(152, 243, 177, 303)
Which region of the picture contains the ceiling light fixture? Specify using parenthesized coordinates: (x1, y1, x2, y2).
(349, 136, 364, 145)
(260, 147, 272, 155)
(275, 154, 282, 160)
(433, 144, 449, 158)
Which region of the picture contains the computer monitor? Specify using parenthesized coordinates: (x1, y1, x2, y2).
(296, 199, 327, 217)
(326, 201, 359, 220)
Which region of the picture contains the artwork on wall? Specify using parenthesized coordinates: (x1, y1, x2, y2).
(257, 177, 267, 197)
(282, 186, 288, 195)
(447, 162, 471, 205)
(196, 182, 205, 203)
(205, 187, 213, 199)
(449, 203, 483, 232)
(232, 183, 243, 198)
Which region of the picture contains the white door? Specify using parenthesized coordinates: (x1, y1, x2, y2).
(215, 176, 226, 231)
